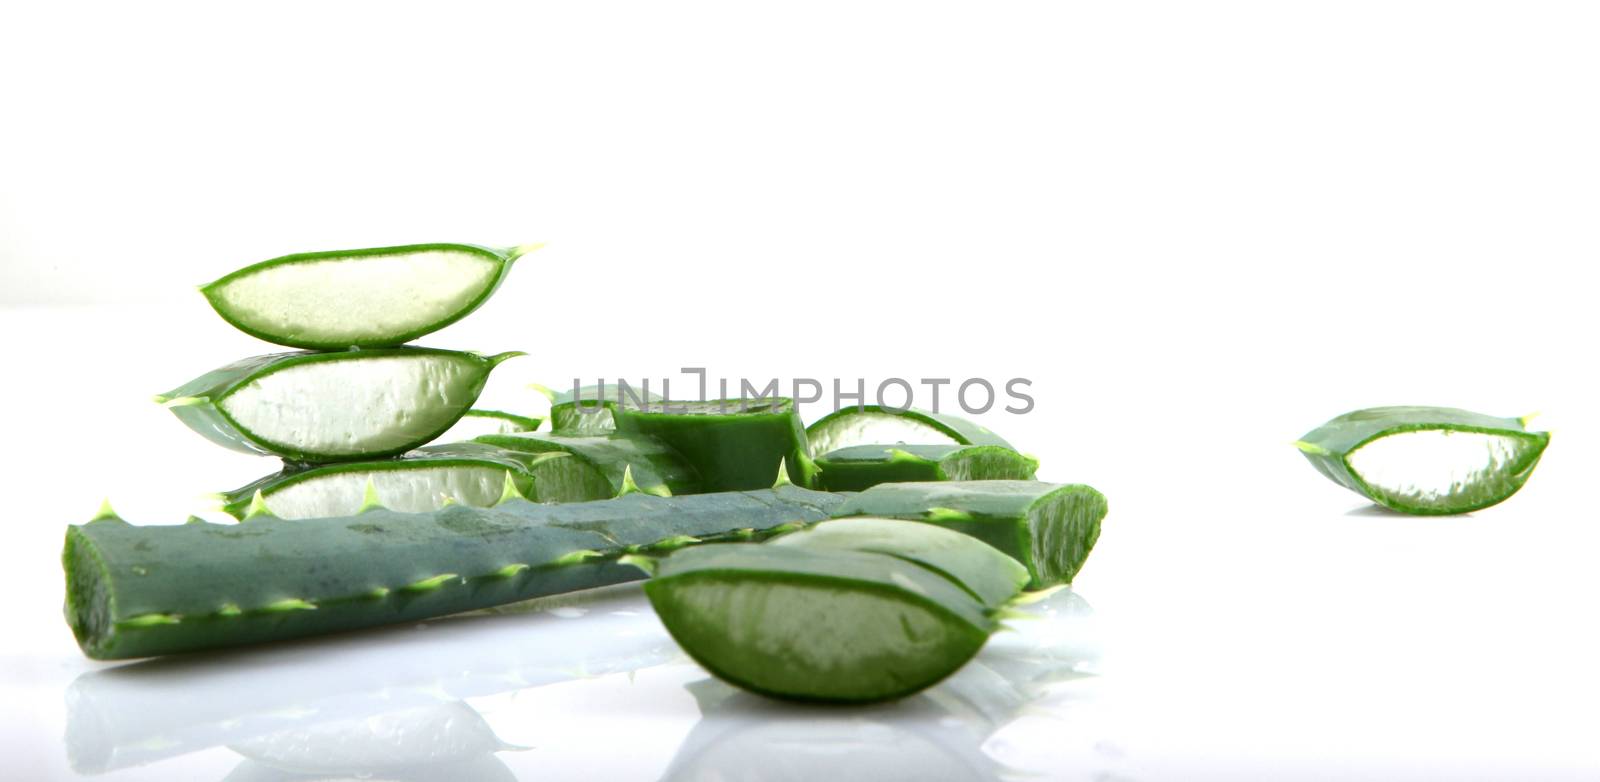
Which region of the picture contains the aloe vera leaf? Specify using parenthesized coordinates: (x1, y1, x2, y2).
(156, 348, 520, 463)
(547, 384, 666, 434)
(432, 409, 542, 443)
(1294, 406, 1551, 515)
(644, 518, 1025, 703)
(200, 242, 539, 350)
(218, 443, 590, 520)
(611, 398, 815, 490)
(831, 480, 1107, 589)
(768, 517, 1029, 607)
(475, 431, 701, 498)
(813, 443, 1039, 492)
(805, 405, 1014, 457)
(62, 486, 845, 660)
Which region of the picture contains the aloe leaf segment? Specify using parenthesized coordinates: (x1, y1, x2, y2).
(63, 486, 846, 660)
(813, 443, 1038, 492)
(201, 242, 539, 349)
(1294, 406, 1550, 515)
(475, 431, 700, 498)
(156, 348, 520, 463)
(832, 480, 1107, 589)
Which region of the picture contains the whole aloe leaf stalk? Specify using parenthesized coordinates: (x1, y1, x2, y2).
(63, 486, 844, 660)
(156, 348, 521, 463)
(831, 480, 1107, 589)
(644, 517, 1029, 703)
(201, 242, 540, 350)
(1294, 406, 1550, 515)
(813, 443, 1038, 491)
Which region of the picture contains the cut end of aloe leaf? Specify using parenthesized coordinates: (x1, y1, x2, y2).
(201, 243, 522, 349)
(1346, 428, 1549, 514)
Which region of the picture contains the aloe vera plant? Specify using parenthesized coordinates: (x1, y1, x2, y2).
(547, 384, 665, 435)
(63, 486, 844, 660)
(218, 443, 595, 520)
(613, 398, 816, 490)
(1294, 406, 1550, 515)
(643, 518, 1029, 703)
(832, 481, 1106, 589)
(201, 243, 539, 349)
(806, 405, 1014, 457)
(814, 443, 1038, 492)
(156, 348, 520, 463)
(433, 409, 542, 443)
(475, 431, 700, 498)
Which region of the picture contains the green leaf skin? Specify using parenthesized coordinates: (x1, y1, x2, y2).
(831, 481, 1107, 589)
(432, 409, 543, 443)
(157, 348, 519, 463)
(219, 443, 599, 519)
(62, 486, 845, 660)
(612, 399, 814, 491)
(474, 432, 701, 498)
(645, 518, 1026, 703)
(547, 384, 666, 434)
(813, 444, 1039, 492)
(1295, 406, 1551, 515)
(201, 243, 536, 350)
(805, 406, 1015, 457)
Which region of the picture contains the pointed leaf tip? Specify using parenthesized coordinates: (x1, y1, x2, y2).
(1519, 412, 1542, 429)
(772, 457, 794, 488)
(1292, 440, 1332, 456)
(528, 382, 557, 403)
(505, 242, 547, 261)
(486, 351, 527, 367)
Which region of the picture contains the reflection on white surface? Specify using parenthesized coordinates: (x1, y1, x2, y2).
(64, 585, 1099, 781)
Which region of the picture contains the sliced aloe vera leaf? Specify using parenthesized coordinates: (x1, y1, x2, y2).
(609, 398, 815, 490)
(218, 443, 586, 520)
(62, 486, 845, 660)
(475, 431, 701, 499)
(813, 443, 1039, 491)
(201, 242, 539, 349)
(546, 384, 666, 434)
(769, 517, 1029, 608)
(645, 520, 1019, 703)
(156, 348, 520, 463)
(432, 409, 542, 443)
(805, 405, 1014, 458)
(831, 480, 1107, 589)
(1294, 406, 1550, 515)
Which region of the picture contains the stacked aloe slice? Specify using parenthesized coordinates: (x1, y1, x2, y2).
(62, 242, 1112, 706)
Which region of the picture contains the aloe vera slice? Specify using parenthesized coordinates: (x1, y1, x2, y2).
(1294, 406, 1550, 515)
(62, 486, 845, 660)
(218, 443, 591, 520)
(644, 518, 1024, 703)
(805, 405, 1014, 457)
(432, 409, 542, 443)
(547, 384, 665, 434)
(814, 443, 1039, 491)
(613, 398, 815, 490)
(201, 243, 538, 350)
(157, 348, 520, 463)
(475, 431, 701, 498)
(832, 480, 1107, 589)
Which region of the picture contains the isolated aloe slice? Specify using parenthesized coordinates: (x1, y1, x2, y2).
(613, 398, 815, 490)
(814, 443, 1038, 491)
(432, 409, 542, 444)
(644, 518, 1025, 703)
(157, 348, 520, 463)
(806, 405, 1014, 458)
(832, 480, 1107, 589)
(475, 431, 701, 498)
(1294, 406, 1550, 515)
(62, 486, 845, 660)
(201, 242, 539, 350)
(218, 443, 594, 520)
(546, 384, 665, 434)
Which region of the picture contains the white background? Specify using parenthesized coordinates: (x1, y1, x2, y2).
(3, 2, 1598, 780)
